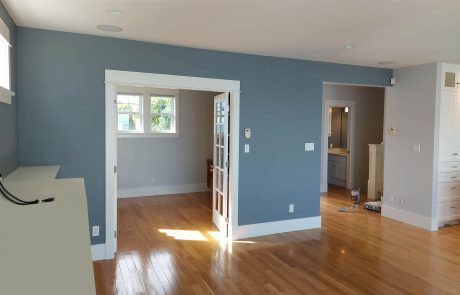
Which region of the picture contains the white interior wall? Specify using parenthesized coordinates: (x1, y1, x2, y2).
(382, 63, 438, 230)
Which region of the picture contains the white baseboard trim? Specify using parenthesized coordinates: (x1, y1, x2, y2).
(91, 243, 106, 261)
(232, 216, 321, 240)
(320, 182, 327, 193)
(118, 183, 208, 199)
(381, 205, 438, 231)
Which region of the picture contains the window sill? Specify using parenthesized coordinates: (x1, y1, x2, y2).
(118, 132, 180, 139)
(0, 86, 14, 104)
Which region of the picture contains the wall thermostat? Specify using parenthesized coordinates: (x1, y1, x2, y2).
(244, 128, 252, 139)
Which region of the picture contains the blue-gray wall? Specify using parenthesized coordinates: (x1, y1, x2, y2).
(16, 27, 392, 245)
(0, 3, 17, 176)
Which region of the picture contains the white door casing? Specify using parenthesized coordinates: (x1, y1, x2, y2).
(105, 70, 240, 259)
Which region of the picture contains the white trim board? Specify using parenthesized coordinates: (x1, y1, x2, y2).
(381, 205, 438, 231)
(0, 86, 14, 104)
(232, 216, 321, 240)
(105, 70, 240, 260)
(91, 244, 106, 261)
(118, 183, 208, 199)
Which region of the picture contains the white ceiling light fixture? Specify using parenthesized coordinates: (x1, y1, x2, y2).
(108, 9, 122, 16)
(345, 107, 349, 113)
(344, 44, 355, 49)
(97, 25, 122, 32)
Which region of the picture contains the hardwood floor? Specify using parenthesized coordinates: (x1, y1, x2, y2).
(94, 189, 460, 294)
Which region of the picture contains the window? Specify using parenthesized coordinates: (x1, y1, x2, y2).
(0, 18, 13, 104)
(117, 86, 179, 137)
(117, 94, 143, 133)
(151, 95, 176, 133)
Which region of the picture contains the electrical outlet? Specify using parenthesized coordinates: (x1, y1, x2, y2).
(151, 177, 156, 184)
(289, 204, 294, 213)
(92, 225, 100, 237)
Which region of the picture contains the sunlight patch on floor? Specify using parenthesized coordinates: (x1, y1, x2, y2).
(158, 229, 208, 241)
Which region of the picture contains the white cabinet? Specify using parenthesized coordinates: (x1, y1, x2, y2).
(438, 91, 458, 162)
(438, 63, 460, 227)
(438, 200, 460, 223)
(368, 144, 384, 200)
(328, 154, 347, 187)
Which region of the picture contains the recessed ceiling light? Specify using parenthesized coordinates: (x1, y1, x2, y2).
(97, 25, 122, 32)
(108, 9, 122, 15)
(344, 44, 355, 49)
(377, 61, 395, 65)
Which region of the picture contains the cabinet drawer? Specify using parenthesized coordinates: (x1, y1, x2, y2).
(438, 161, 460, 172)
(438, 182, 460, 200)
(438, 200, 460, 219)
(438, 172, 460, 183)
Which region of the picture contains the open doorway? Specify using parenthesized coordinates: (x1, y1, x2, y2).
(321, 83, 385, 207)
(105, 71, 240, 259)
(325, 102, 355, 190)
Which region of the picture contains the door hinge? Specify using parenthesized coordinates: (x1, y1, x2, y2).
(114, 165, 117, 173)
(225, 217, 229, 223)
(225, 161, 230, 168)
(114, 230, 117, 238)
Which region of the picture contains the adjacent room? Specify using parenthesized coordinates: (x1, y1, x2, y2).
(115, 84, 233, 245)
(1, 1, 460, 294)
(322, 84, 385, 213)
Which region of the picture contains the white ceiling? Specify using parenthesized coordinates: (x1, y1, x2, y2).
(3, 0, 460, 68)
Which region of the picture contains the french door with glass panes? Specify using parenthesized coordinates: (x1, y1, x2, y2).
(212, 93, 230, 236)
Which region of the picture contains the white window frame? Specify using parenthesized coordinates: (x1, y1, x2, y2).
(116, 92, 144, 134)
(150, 94, 177, 134)
(0, 18, 14, 104)
(116, 85, 180, 138)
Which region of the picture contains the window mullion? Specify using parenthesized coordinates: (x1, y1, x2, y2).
(143, 91, 150, 133)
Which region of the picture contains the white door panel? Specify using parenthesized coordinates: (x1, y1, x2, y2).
(212, 93, 229, 236)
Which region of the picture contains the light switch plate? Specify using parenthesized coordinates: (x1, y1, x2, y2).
(413, 144, 421, 153)
(244, 144, 250, 153)
(305, 143, 314, 151)
(244, 128, 251, 139)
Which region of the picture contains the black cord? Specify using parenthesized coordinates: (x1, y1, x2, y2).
(0, 174, 55, 205)
(0, 181, 39, 205)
